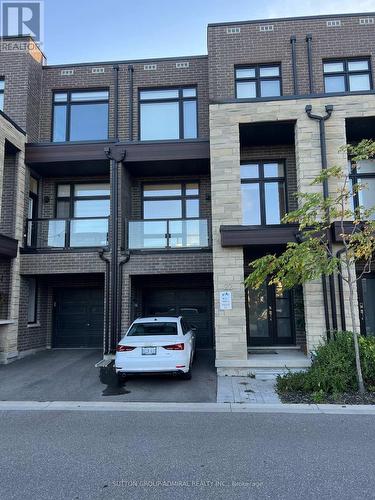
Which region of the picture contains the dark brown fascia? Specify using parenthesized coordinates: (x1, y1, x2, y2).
(0, 234, 18, 258)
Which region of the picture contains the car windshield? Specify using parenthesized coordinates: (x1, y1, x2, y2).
(127, 322, 178, 336)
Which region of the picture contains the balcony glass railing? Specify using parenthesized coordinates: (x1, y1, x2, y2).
(128, 219, 209, 250)
(25, 218, 109, 249)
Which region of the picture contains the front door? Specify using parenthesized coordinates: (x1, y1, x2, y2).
(143, 288, 213, 348)
(246, 282, 294, 346)
(53, 288, 104, 348)
(358, 274, 375, 337)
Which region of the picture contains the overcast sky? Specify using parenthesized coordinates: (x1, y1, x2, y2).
(43, 0, 375, 64)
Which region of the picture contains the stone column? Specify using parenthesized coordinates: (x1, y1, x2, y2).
(210, 106, 247, 360)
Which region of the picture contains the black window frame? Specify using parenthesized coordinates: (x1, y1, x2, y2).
(0, 78, 4, 111)
(55, 180, 110, 219)
(141, 181, 200, 220)
(235, 64, 282, 99)
(349, 159, 375, 215)
(51, 88, 110, 143)
(138, 86, 198, 141)
(240, 160, 288, 226)
(323, 58, 373, 93)
(27, 277, 38, 325)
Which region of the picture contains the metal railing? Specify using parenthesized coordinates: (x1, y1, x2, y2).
(25, 217, 109, 250)
(128, 218, 210, 250)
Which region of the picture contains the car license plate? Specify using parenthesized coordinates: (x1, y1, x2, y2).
(142, 347, 157, 355)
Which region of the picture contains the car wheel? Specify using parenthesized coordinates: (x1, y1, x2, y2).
(117, 373, 127, 384)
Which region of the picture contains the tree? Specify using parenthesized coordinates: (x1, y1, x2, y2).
(245, 140, 375, 394)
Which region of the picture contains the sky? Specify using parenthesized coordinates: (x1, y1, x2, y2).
(41, 0, 375, 65)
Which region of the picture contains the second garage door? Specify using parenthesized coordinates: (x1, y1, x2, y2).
(143, 288, 213, 348)
(53, 288, 104, 348)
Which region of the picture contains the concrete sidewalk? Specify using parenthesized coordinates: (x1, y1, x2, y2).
(1, 400, 375, 414)
(217, 376, 280, 403)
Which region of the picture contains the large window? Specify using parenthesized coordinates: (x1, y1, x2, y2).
(350, 159, 375, 218)
(52, 90, 109, 142)
(142, 182, 199, 219)
(235, 65, 281, 99)
(241, 162, 286, 225)
(139, 88, 197, 141)
(324, 59, 372, 93)
(0, 79, 4, 111)
(56, 182, 110, 218)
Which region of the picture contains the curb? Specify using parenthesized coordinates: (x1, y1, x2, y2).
(1, 401, 375, 414)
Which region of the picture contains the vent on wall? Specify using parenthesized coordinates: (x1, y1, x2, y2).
(360, 17, 374, 25)
(61, 69, 74, 76)
(92, 67, 105, 74)
(326, 20, 341, 27)
(144, 64, 157, 71)
(226, 27, 240, 34)
(176, 61, 189, 69)
(259, 24, 274, 32)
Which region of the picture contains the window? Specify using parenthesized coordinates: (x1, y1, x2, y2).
(139, 87, 197, 140)
(324, 59, 372, 93)
(56, 182, 110, 218)
(142, 182, 199, 219)
(0, 79, 4, 111)
(55, 182, 110, 247)
(127, 322, 178, 336)
(241, 162, 286, 225)
(235, 65, 281, 99)
(350, 159, 375, 219)
(27, 278, 37, 324)
(27, 177, 39, 247)
(52, 90, 109, 142)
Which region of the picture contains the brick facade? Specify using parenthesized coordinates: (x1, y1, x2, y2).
(0, 13, 374, 367)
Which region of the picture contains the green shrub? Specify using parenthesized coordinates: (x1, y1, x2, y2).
(276, 332, 375, 395)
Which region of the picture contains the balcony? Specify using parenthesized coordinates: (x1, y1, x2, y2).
(24, 218, 109, 250)
(128, 219, 210, 250)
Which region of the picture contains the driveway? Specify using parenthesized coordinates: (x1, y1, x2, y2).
(0, 349, 216, 402)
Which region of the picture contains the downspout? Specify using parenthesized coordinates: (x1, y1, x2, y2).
(117, 252, 131, 343)
(103, 64, 127, 355)
(305, 34, 314, 94)
(290, 35, 298, 95)
(99, 249, 110, 354)
(128, 65, 134, 141)
(305, 104, 338, 337)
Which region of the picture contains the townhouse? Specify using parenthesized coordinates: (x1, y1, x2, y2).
(0, 12, 374, 375)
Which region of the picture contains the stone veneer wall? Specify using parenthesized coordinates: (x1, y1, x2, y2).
(209, 94, 375, 359)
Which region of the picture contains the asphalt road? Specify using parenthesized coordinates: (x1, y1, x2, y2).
(0, 349, 216, 402)
(1, 411, 374, 500)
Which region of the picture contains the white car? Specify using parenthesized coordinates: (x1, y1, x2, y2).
(115, 316, 196, 380)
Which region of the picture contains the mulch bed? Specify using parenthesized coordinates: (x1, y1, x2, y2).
(279, 391, 375, 405)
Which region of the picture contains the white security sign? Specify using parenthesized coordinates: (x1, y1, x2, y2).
(220, 291, 232, 310)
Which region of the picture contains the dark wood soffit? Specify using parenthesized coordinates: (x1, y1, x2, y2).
(0, 234, 18, 258)
(25, 141, 210, 164)
(220, 225, 300, 247)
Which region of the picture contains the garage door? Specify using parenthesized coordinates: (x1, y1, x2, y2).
(53, 288, 104, 348)
(143, 289, 213, 348)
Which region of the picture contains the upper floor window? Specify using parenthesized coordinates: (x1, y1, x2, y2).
(324, 59, 372, 93)
(241, 161, 286, 225)
(350, 159, 375, 218)
(0, 79, 4, 111)
(143, 182, 199, 219)
(52, 90, 109, 142)
(235, 65, 281, 99)
(56, 182, 110, 218)
(139, 87, 197, 141)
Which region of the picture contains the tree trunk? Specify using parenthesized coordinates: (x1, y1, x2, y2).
(346, 261, 365, 394)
